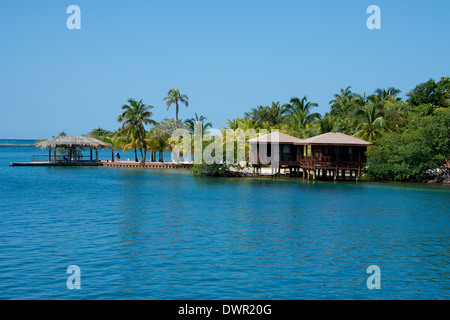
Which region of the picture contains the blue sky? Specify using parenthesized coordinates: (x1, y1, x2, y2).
(0, 0, 449, 138)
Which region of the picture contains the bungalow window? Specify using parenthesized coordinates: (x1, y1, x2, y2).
(282, 145, 291, 161)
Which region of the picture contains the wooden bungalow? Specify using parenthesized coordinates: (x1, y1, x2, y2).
(294, 132, 373, 180)
(247, 132, 304, 174)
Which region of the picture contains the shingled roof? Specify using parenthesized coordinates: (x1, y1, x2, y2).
(294, 132, 372, 146)
(246, 132, 304, 144)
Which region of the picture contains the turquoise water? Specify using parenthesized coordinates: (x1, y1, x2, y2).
(0, 146, 449, 299)
(0, 139, 35, 146)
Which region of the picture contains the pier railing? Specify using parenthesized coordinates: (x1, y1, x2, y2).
(300, 156, 363, 170)
(31, 155, 99, 163)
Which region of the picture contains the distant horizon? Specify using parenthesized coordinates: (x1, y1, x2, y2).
(0, 77, 435, 140)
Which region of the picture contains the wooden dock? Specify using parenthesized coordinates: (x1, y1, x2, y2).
(101, 161, 193, 169)
(9, 161, 102, 167)
(9, 160, 193, 169)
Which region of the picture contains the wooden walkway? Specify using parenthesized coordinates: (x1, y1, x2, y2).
(101, 161, 193, 169)
(9, 160, 193, 169)
(9, 161, 102, 167)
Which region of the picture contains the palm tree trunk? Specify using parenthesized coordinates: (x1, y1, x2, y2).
(111, 149, 114, 162)
(176, 101, 179, 121)
(134, 149, 138, 162)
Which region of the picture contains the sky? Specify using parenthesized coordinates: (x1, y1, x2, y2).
(0, 0, 449, 139)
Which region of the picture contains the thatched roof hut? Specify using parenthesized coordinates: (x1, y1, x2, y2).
(36, 136, 111, 150)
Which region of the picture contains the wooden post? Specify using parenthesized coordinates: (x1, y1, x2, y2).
(335, 147, 339, 181)
(48, 148, 51, 163)
(96, 149, 98, 161)
(90, 148, 93, 161)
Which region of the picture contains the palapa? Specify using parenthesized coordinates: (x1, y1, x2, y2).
(36, 136, 111, 150)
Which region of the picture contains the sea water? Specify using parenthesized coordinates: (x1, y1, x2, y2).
(0, 145, 449, 299)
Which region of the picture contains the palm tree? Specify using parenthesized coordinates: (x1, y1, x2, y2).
(283, 96, 321, 138)
(374, 87, 401, 102)
(352, 92, 368, 108)
(314, 114, 339, 134)
(101, 133, 121, 162)
(354, 103, 386, 142)
(117, 98, 156, 162)
(329, 87, 354, 116)
(148, 136, 169, 162)
(238, 118, 260, 132)
(185, 113, 212, 136)
(163, 88, 189, 121)
(221, 117, 240, 130)
(268, 101, 288, 126)
(122, 130, 140, 162)
(284, 96, 320, 118)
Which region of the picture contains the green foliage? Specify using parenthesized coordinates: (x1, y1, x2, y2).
(146, 119, 189, 162)
(407, 77, 450, 110)
(366, 109, 450, 181)
(117, 98, 156, 162)
(152, 118, 188, 140)
(163, 88, 189, 121)
(407, 103, 448, 117)
(244, 102, 286, 127)
(282, 96, 321, 138)
(191, 163, 244, 177)
(354, 103, 386, 142)
(88, 128, 115, 140)
(185, 113, 212, 135)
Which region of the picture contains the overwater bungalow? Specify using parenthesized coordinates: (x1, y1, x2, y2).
(295, 132, 373, 180)
(247, 131, 304, 174)
(248, 131, 372, 180)
(10, 136, 111, 166)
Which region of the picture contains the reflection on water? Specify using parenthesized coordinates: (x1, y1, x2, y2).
(0, 147, 449, 299)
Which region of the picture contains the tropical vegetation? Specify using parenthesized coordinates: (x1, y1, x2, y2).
(83, 78, 449, 182)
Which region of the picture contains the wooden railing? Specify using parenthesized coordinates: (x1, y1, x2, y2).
(31, 155, 98, 163)
(300, 156, 363, 170)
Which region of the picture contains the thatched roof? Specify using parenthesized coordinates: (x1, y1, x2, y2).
(36, 136, 111, 150)
(294, 132, 373, 146)
(246, 132, 304, 144)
